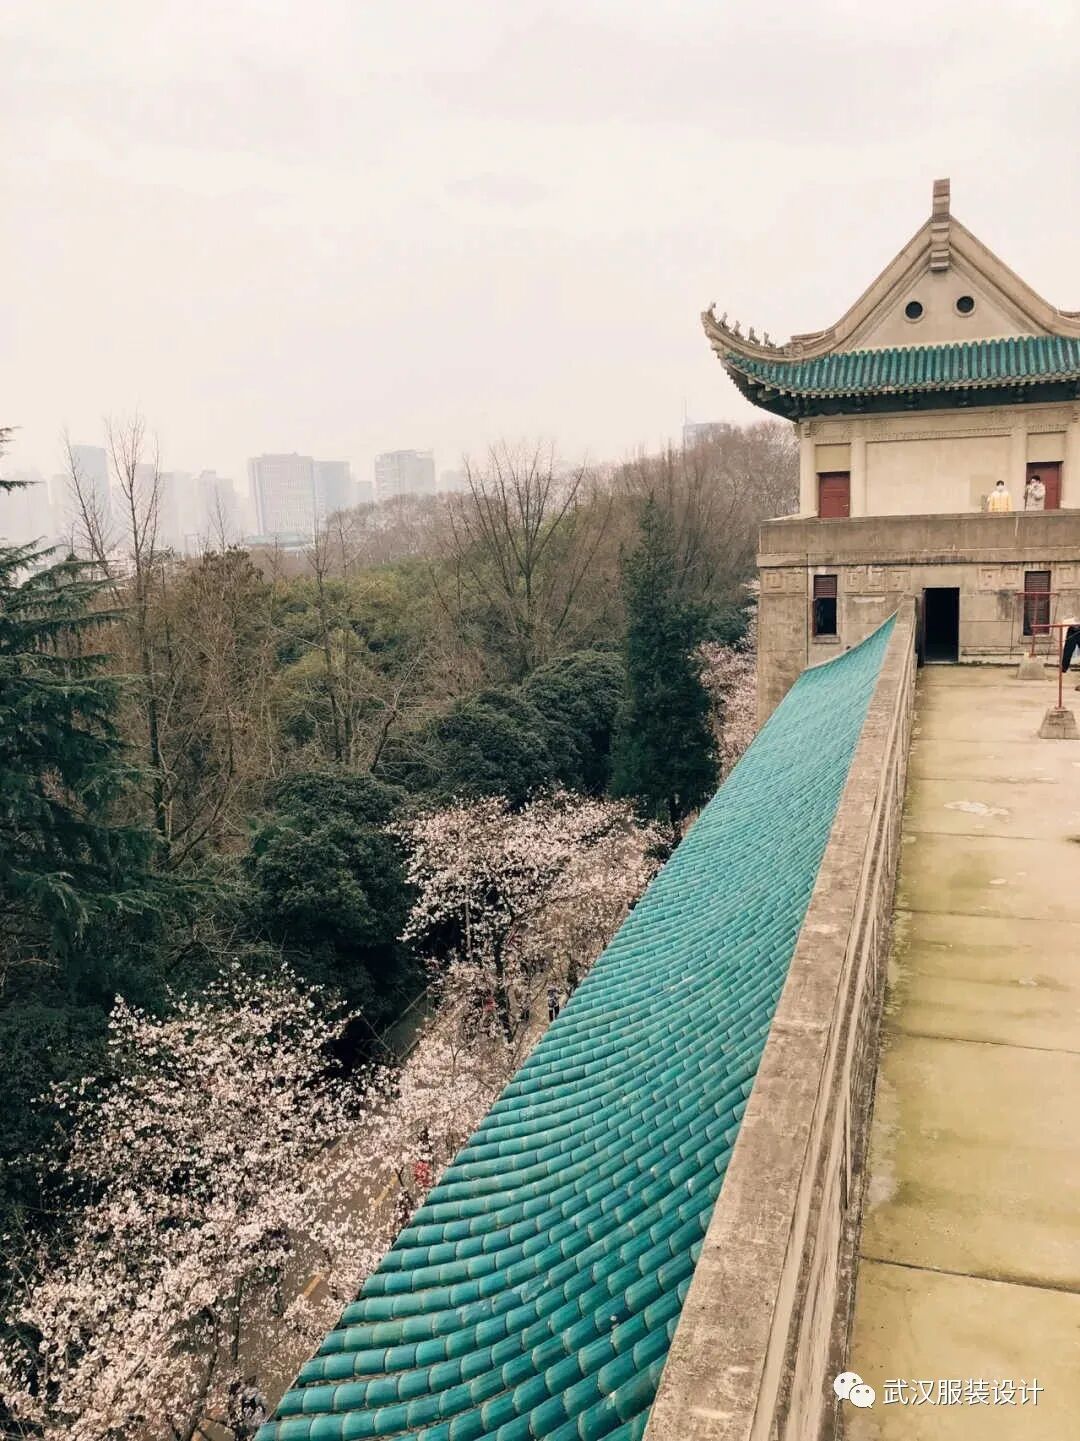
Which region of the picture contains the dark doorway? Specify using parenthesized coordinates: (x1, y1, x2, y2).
(923, 587, 960, 662)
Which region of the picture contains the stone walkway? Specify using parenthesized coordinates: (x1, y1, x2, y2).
(847, 665, 1080, 1439)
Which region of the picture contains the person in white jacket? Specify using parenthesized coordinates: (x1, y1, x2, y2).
(1025, 474, 1046, 510)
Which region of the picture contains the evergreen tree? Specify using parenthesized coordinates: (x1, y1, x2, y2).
(246, 772, 417, 1038)
(377, 690, 558, 807)
(521, 650, 624, 795)
(0, 486, 157, 970)
(0, 453, 164, 1243)
(611, 497, 716, 832)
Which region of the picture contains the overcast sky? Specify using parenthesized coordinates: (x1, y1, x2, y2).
(3, 0, 1079, 490)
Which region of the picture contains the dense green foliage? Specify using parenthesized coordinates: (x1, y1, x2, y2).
(379, 689, 556, 804)
(521, 650, 624, 794)
(376, 649, 623, 806)
(245, 773, 416, 1028)
(612, 498, 717, 829)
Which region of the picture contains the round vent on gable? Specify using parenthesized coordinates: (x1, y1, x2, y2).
(955, 294, 976, 315)
(904, 300, 924, 321)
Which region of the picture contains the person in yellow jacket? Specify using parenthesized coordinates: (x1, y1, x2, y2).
(987, 480, 1012, 512)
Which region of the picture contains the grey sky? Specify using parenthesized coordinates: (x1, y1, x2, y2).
(3, 0, 1079, 492)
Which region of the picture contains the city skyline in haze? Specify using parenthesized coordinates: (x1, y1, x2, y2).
(3, 2, 1080, 510)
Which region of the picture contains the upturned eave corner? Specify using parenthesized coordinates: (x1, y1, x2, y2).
(701, 304, 801, 361)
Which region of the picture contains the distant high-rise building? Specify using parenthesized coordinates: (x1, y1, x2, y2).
(248, 453, 317, 539)
(1, 469, 53, 546)
(373, 450, 436, 505)
(48, 475, 70, 540)
(314, 460, 354, 522)
(64, 443, 112, 535)
(354, 477, 375, 507)
(437, 468, 469, 495)
(189, 471, 240, 549)
(140, 466, 183, 551)
(682, 420, 730, 449)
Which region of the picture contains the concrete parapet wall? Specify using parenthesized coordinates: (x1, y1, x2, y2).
(759, 508, 1080, 565)
(645, 600, 917, 1441)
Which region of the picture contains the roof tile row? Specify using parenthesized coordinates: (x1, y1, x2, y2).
(727, 334, 1080, 398)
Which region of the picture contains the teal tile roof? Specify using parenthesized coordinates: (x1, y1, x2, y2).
(727, 334, 1080, 400)
(258, 617, 896, 1441)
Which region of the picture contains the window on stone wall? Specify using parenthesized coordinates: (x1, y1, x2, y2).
(1023, 570, 1051, 637)
(813, 575, 838, 637)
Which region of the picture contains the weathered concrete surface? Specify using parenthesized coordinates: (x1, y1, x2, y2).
(847, 1263, 1079, 1440)
(847, 666, 1080, 1438)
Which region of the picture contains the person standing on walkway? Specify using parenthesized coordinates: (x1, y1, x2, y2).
(987, 479, 1012, 512)
(1060, 616, 1080, 686)
(547, 986, 560, 1023)
(1025, 473, 1046, 510)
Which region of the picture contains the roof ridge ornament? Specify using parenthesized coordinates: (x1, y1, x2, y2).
(703, 303, 790, 354)
(929, 176, 951, 272)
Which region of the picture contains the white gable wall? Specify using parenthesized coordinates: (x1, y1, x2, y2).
(848, 263, 1038, 351)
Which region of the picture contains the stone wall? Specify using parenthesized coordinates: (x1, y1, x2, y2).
(644, 600, 917, 1441)
(757, 509, 1080, 721)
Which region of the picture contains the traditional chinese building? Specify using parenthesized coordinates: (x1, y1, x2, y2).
(705, 179, 1080, 718)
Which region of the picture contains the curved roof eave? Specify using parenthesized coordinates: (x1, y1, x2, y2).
(721, 334, 1080, 410)
(705, 215, 1080, 368)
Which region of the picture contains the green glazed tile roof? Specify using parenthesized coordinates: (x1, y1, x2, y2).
(726, 334, 1080, 400)
(258, 617, 896, 1441)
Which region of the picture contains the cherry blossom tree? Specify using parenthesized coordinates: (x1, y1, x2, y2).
(398, 791, 662, 1044)
(371, 790, 662, 1222)
(1, 799, 664, 1437)
(698, 612, 758, 780)
(0, 966, 381, 1441)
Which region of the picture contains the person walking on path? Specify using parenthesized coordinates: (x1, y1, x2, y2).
(1060, 616, 1080, 688)
(987, 479, 1012, 512)
(228, 1377, 268, 1440)
(412, 1126, 434, 1195)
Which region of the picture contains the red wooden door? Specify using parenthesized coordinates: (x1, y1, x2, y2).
(818, 472, 850, 518)
(1027, 462, 1061, 510)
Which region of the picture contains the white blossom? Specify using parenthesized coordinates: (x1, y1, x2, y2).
(398, 791, 660, 1037)
(698, 614, 758, 779)
(0, 967, 379, 1441)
